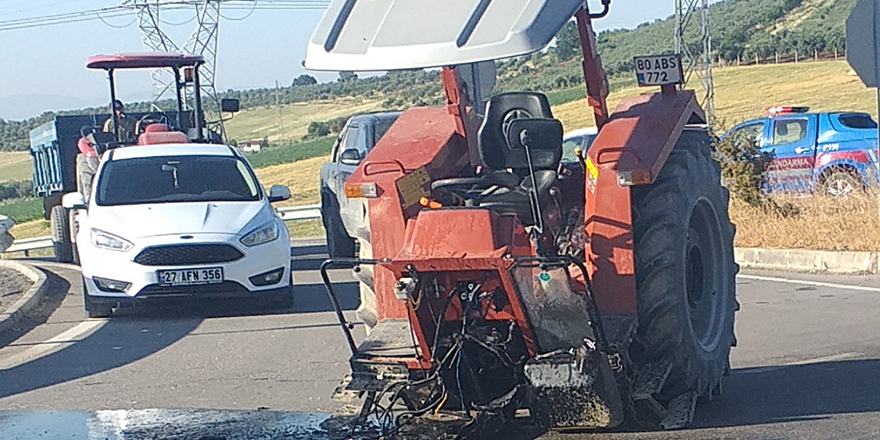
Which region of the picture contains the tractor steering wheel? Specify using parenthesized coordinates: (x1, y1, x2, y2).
(136, 113, 169, 135)
(431, 174, 518, 206)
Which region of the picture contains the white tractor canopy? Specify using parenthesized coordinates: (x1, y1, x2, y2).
(305, 0, 586, 71)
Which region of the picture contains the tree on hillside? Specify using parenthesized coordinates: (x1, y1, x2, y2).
(338, 71, 359, 83)
(292, 74, 317, 86)
(555, 21, 580, 61)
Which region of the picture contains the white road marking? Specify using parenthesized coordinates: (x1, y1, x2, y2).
(0, 319, 106, 370)
(737, 352, 862, 375)
(737, 274, 880, 293)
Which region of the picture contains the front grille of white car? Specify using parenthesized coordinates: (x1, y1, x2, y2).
(134, 244, 244, 266)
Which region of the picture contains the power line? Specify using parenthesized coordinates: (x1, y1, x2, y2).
(218, 0, 257, 21)
(0, 0, 329, 32)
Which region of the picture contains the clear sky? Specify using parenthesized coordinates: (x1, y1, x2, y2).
(0, 0, 685, 120)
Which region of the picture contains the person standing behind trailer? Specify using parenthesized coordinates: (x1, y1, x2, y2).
(102, 100, 137, 143)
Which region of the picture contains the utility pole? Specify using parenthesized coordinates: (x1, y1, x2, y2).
(675, 0, 715, 128)
(275, 80, 284, 130)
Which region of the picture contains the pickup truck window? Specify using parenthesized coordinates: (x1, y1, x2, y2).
(838, 114, 878, 129)
(728, 122, 764, 147)
(337, 124, 363, 161)
(562, 136, 584, 161)
(773, 119, 808, 145)
(374, 119, 395, 145)
(356, 125, 368, 155)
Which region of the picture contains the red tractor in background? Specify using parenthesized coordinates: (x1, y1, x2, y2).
(306, 0, 737, 436)
(30, 53, 239, 262)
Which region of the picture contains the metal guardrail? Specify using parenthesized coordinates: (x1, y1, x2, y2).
(277, 204, 322, 222)
(5, 237, 54, 256)
(1, 204, 322, 257)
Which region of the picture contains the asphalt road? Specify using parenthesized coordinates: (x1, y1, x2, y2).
(0, 241, 879, 440)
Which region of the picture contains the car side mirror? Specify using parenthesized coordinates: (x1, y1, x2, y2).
(221, 98, 240, 113)
(268, 185, 291, 203)
(62, 192, 87, 210)
(339, 148, 362, 166)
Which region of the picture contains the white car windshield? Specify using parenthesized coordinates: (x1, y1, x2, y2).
(95, 155, 261, 206)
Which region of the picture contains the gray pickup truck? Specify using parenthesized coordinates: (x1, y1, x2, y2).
(319, 112, 401, 257)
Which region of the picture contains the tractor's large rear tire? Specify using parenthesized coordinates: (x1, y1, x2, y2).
(51, 205, 75, 264)
(630, 130, 738, 402)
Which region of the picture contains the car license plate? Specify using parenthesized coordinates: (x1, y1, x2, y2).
(158, 267, 224, 286)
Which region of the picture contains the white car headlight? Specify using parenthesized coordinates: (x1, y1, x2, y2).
(241, 220, 279, 247)
(90, 229, 133, 252)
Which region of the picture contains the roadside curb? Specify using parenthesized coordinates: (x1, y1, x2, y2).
(0, 260, 49, 336)
(736, 247, 880, 274)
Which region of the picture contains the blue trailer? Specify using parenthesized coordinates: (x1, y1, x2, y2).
(30, 115, 110, 262)
(31, 115, 107, 199)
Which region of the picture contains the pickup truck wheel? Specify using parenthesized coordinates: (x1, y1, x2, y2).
(322, 195, 356, 258)
(51, 205, 75, 264)
(820, 169, 862, 197)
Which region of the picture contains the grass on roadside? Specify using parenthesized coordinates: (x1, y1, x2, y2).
(0, 198, 42, 224)
(730, 193, 880, 252)
(245, 137, 334, 169)
(287, 219, 324, 239)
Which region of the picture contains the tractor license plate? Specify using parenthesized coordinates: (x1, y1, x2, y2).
(634, 55, 684, 87)
(158, 267, 224, 286)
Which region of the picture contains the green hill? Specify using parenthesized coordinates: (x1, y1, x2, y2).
(0, 0, 858, 152)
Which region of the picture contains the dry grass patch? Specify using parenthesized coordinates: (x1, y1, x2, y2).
(225, 99, 382, 143)
(552, 61, 877, 132)
(7, 219, 49, 240)
(730, 194, 880, 251)
(287, 219, 324, 238)
(254, 155, 326, 208)
(0, 152, 33, 183)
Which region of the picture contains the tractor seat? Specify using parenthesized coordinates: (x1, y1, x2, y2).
(144, 123, 172, 133)
(430, 92, 563, 226)
(478, 118, 564, 225)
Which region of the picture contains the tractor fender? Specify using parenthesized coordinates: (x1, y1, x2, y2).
(584, 90, 706, 316)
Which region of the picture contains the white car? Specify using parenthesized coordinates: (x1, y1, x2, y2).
(63, 144, 293, 318)
(562, 127, 598, 161)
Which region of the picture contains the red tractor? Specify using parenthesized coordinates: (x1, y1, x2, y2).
(30, 53, 239, 262)
(307, 0, 737, 435)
